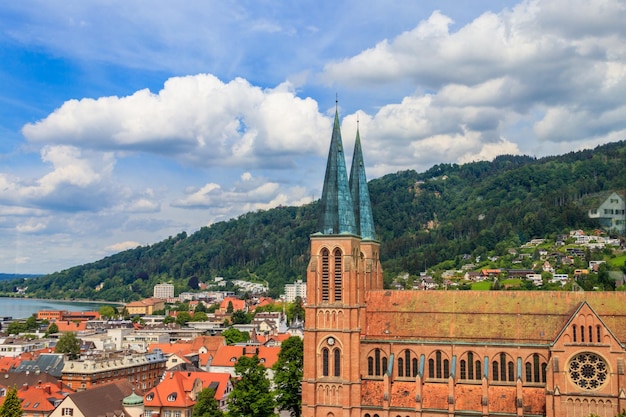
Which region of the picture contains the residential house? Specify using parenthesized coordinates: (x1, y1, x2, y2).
(143, 370, 233, 415)
(588, 191, 626, 234)
(48, 380, 142, 417)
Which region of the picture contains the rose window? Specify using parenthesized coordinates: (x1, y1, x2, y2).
(568, 353, 608, 390)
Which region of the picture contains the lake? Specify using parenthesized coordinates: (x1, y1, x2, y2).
(0, 297, 113, 320)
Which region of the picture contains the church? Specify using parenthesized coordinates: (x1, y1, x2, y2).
(302, 109, 626, 417)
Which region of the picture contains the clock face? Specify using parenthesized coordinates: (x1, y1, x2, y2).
(327, 337, 335, 346)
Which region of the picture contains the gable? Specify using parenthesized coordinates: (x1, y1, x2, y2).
(553, 301, 622, 348)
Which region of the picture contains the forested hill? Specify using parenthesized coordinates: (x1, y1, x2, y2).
(2, 140, 625, 302)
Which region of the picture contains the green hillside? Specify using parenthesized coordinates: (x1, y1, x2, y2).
(2, 140, 625, 302)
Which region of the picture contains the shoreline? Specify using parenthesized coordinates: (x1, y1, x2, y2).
(0, 296, 125, 306)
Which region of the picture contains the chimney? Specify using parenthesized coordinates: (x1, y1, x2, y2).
(22, 383, 28, 391)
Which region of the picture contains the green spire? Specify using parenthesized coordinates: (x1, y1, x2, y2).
(317, 109, 357, 235)
(349, 126, 376, 240)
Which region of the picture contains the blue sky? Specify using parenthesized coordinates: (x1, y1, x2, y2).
(1, 0, 626, 274)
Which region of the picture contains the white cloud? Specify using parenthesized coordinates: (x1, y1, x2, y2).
(322, 0, 626, 158)
(105, 241, 142, 252)
(22, 76, 331, 169)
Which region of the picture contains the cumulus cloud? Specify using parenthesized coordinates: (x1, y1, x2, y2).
(172, 171, 311, 213)
(322, 0, 626, 162)
(0, 145, 116, 211)
(22, 76, 331, 168)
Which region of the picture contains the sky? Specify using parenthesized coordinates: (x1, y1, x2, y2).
(1, 0, 626, 274)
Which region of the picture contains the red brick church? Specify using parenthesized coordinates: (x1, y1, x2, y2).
(302, 109, 626, 417)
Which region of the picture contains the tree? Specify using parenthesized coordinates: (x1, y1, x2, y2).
(176, 311, 192, 326)
(222, 328, 249, 345)
(99, 305, 117, 318)
(25, 315, 38, 331)
(226, 301, 234, 313)
(6, 321, 26, 335)
(192, 311, 209, 322)
(192, 388, 224, 417)
(0, 387, 22, 417)
(55, 332, 81, 359)
(227, 355, 275, 417)
(45, 322, 59, 336)
(272, 336, 303, 417)
(231, 310, 252, 325)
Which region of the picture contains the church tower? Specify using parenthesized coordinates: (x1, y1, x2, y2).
(302, 108, 383, 417)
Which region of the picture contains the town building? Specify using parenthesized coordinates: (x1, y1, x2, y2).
(153, 283, 175, 299)
(125, 298, 166, 316)
(61, 350, 167, 392)
(302, 109, 626, 417)
(284, 279, 307, 302)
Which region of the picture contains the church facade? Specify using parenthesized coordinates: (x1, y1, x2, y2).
(302, 110, 626, 417)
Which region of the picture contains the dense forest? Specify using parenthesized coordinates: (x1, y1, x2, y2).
(1, 140, 625, 302)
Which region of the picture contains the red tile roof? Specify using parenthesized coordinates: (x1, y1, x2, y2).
(364, 290, 626, 344)
(211, 345, 279, 369)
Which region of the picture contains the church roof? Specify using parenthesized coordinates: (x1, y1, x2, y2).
(317, 109, 357, 235)
(349, 127, 376, 240)
(364, 290, 626, 345)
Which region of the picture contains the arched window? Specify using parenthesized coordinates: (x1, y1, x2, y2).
(322, 348, 329, 376)
(573, 325, 577, 342)
(428, 351, 449, 379)
(581, 325, 585, 342)
(397, 350, 417, 378)
(525, 353, 547, 384)
(589, 326, 593, 343)
(404, 350, 411, 377)
(459, 352, 481, 380)
(334, 348, 341, 377)
(334, 248, 342, 302)
(367, 349, 386, 377)
(493, 353, 514, 382)
(321, 249, 330, 302)
(597, 325, 602, 343)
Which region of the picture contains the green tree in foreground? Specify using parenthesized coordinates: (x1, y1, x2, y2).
(99, 305, 117, 318)
(45, 322, 59, 336)
(55, 332, 81, 359)
(0, 387, 23, 417)
(272, 336, 303, 417)
(222, 328, 249, 345)
(228, 355, 275, 417)
(192, 388, 224, 417)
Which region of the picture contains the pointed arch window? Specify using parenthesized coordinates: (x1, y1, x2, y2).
(367, 349, 387, 377)
(322, 348, 329, 376)
(333, 248, 342, 302)
(334, 348, 341, 376)
(321, 249, 330, 302)
(493, 353, 515, 382)
(524, 353, 547, 384)
(428, 350, 449, 379)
